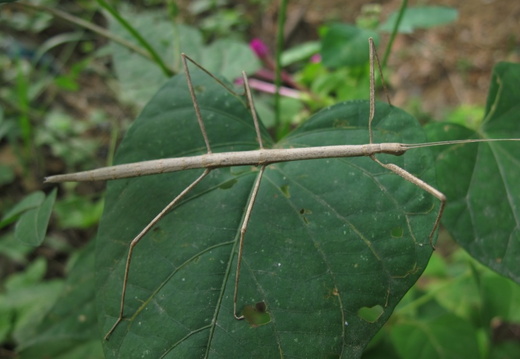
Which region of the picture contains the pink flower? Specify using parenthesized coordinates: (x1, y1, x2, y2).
(250, 38, 269, 58)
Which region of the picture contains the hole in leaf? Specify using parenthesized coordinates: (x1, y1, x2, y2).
(391, 226, 403, 238)
(242, 301, 271, 327)
(357, 304, 384, 323)
(219, 178, 237, 190)
(299, 208, 312, 224)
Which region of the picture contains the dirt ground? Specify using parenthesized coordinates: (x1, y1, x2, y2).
(247, 0, 520, 118)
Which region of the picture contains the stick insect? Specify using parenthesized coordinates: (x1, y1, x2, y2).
(45, 38, 519, 354)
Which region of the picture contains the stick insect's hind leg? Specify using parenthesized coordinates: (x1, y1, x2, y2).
(365, 38, 446, 248)
(104, 169, 211, 340)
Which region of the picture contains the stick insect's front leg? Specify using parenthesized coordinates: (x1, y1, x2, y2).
(104, 168, 211, 340)
(365, 38, 445, 247)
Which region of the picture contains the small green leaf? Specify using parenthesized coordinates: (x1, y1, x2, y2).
(202, 39, 260, 80)
(320, 23, 379, 68)
(281, 41, 320, 66)
(380, 6, 458, 34)
(0, 191, 45, 228)
(15, 188, 57, 246)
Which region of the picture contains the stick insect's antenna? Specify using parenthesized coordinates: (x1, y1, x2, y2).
(180, 54, 266, 150)
(182, 54, 212, 154)
(368, 37, 391, 145)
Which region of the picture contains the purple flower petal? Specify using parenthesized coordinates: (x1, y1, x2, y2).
(250, 38, 269, 58)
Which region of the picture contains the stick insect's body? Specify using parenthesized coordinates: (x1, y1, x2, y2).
(44, 39, 519, 343)
(45, 143, 407, 183)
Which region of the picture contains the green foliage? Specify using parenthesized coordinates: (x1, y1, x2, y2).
(17, 241, 103, 359)
(320, 24, 379, 68)
(0, 189, 56, 246)
(0, 258, 64, 347)
(285, 5, 459, 128)
(379, 6, 459, 34)
(106, 6, 260, 107)
(425, 62, 520, 283)
(364, 248, 520, 358)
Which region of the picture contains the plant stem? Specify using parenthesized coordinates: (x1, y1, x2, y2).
(382, 0, 408, 67)
(17, 1, 175, 75)
(274, 0, 288, 138)
(96, 0, 173, 77)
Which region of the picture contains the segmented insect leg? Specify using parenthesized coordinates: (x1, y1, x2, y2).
(104, 169, 211, 340)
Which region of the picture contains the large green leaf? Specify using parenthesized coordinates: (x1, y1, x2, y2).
(96, 65, 439, 357)
(425, 62, 520, 283)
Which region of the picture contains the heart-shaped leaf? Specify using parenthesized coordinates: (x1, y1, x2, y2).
(97, 65, 438, 358)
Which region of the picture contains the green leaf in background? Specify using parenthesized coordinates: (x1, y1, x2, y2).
(0, 163, 15, 186)
(425, 62, 520, 283)
(320, 23, 379, 68)
(0, 258, 63, 346)
(0, 191, 45, 228)
(96, 64, 439, 357)
(17, 241, 103, 359)
(383, 248, 520, 359)
(14, 188, 57, 246)
(390, 314, 480, 359)
(379, 6, 458, 34)
(106, 7, 259, 107)
(106, 8, 182, 106)
(281, 41, 320, 67)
